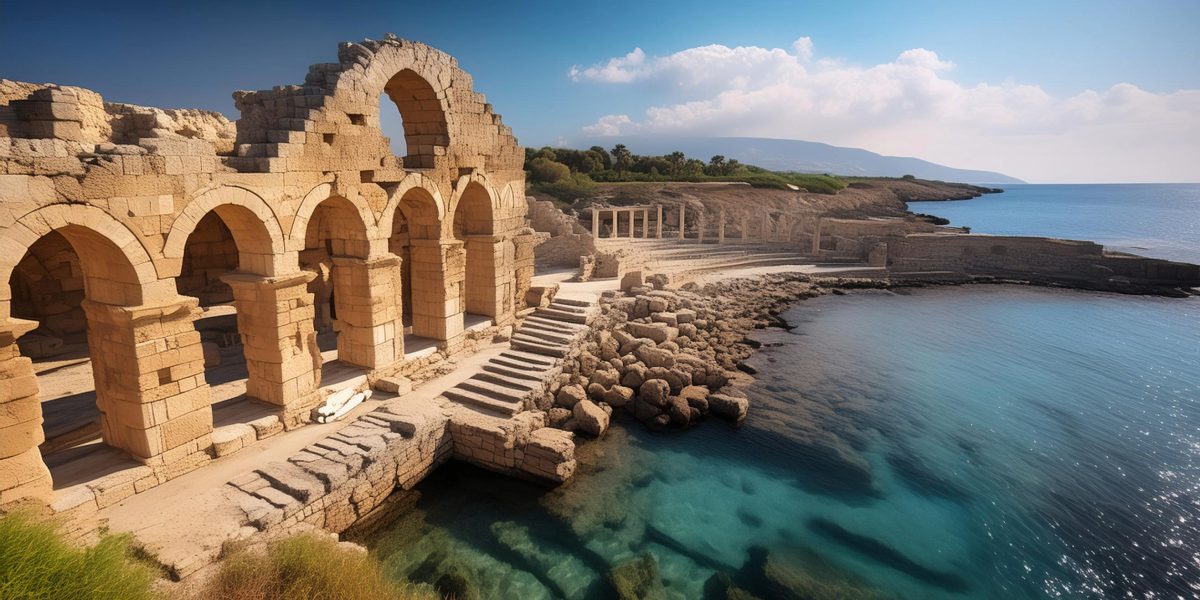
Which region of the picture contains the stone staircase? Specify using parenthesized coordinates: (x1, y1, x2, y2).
(442, 297, 596, 417)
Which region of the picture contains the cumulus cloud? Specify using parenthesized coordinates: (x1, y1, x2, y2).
(569, 38, 1200, 182)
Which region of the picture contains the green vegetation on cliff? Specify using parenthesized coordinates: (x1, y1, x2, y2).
(525, 145, 846, 203)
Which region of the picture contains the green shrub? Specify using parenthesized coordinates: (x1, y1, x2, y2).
(195, 533, 436, 600)
(0, 512, 160, 600)
(528, 157, 572, 183)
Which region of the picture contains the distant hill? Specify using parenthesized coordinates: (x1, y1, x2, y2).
(573, 135, 1025, 185)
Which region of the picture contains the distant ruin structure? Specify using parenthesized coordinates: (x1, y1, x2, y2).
(0, 37, 531, 505)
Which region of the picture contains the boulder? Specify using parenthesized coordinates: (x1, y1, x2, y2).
(650, 312, 678, 327)
(598, 331, 620, 361)
(374, 375, 412, 395)
(556, 384, 586, 408)
(573, 400, 610, 437)
(679, 385, 710, 413)
(591, 368, 620, 388)
(667, 396, 691, 426)
(603, 385, 634, 408)
(619, 337, 652, 356)
(709, 393, 750, 422)
(635, 344, 675, 369)
(586, 382, 607, 401)
(647, 296, 669, 313)
(547, 407, 573, 429)
(675, 308, 697, 324)
(620, 270, 644, 291)
(678, 323, 698, 338)
(638, 379, 671, 408)
(579, 352, 601, 376)
(631, 398, 662, 422)
(621, 364, 647, 389)
(625, 321, 678, 344)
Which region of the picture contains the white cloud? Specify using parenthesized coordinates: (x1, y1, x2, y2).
(569, 38, 1200, 182)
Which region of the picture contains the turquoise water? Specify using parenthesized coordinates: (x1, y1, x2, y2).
(368, 287, 1200, 599)
(908, 183, 1200, 264)
(369, 185, 1200, 599)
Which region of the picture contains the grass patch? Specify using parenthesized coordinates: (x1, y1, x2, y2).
(193, 533, 437, 600)
(0, 511, 161, 600)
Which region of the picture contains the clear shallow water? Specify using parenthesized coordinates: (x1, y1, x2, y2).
(908, 183, 1200, 264)
(368, 286, 1200, 599)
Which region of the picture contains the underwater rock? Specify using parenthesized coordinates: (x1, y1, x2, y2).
(709, 393, 749, 422)
(608, 553, 666, 600)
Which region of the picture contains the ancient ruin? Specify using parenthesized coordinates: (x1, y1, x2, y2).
(0, 36, 539, 507)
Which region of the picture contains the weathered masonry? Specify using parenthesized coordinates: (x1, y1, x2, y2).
(0, 37, 534, 506)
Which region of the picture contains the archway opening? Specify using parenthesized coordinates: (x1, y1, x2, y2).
(453, 183, 499, 321)
(300, 196, 370, 376)
(9, 225, 146, 493)
(175, 206, 276, 432)
(389, 186, 444, 351)
(379, 69, 448, 170)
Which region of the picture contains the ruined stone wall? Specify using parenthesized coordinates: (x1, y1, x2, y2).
(0, 36, 531, 507)
(888, 234, 1200, 290)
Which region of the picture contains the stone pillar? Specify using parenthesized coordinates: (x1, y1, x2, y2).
(407, 239, 466, 342)
(591, 207, 599, 238)
(718, 207, 726, 244)
(642, 209, 649, 238)
(628, 210, 635, 238)
(0, 318, 52, 505)
(811, 218, 823, 255)
(82, 296, 213, 476)
(656, 205, 663, 238)
(222, 272, 322, 428)
(762, 213, 770, 242)
(330, 255, 405, 370)
(698, 216, 706, 244)
(610, 210, 618, 239)
(462, 235, 515, 323)
(513, 232, 536, 310)
(678, 206, 686, 240)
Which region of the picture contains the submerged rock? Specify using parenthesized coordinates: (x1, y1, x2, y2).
(608, 553, 666, 600)
(710, 393, 749, 423)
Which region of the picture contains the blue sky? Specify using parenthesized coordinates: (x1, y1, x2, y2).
(1, 0, 1197, 182)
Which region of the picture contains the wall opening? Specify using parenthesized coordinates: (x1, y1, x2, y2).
(300, 196, 370, 371)
(380, 69, 449, 170)
(453, 183, 498, 318)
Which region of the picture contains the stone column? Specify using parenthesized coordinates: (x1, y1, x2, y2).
(461, 235, 515, 323)
(610, 210, 618, 239)
(222, 271, 322, 429)
(762, 213, 770, 242)
(591, 207, 599, 238)
(407, 239, 466, 343)
(0, 318, 52, 505)
(513, 233, 535, 310)
(82, 296, 213, 477)
(642, 209, 649, 238)
(678, 206, 686, 240)
(628, 210, 635, 238)
(330, 254, 405, 370)
(718, 207, 726, 244)
(811, 218, 823, 255)
(656, 205, 663, 238)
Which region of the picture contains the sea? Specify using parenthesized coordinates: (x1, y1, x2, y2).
(366, 183, 1200, 600)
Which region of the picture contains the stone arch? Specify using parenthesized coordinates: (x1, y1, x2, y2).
(379, 174, 447, 242)
(0, 204, 159, 318)
(452, 180, 509, 318)
(289, 184, 377, 256)
(452, 179, 498, 237)
(335, 41, 454, 170)
(164, 186, 289, 277)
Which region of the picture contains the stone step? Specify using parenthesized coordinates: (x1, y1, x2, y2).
(533, 307, 589, 325)
(474, 369, 542, 391)
(511, 332, 567, 348)
(491, 355, 556, 374)
(483, 362, 549, 382)
(515, 326, 573, 345)
(442, 388, 521, 416)
(523, 315, 584, 332)
(459, 377, 530, 403)
(547, 300, 588, 314)
(510, 335, 569, 358)
(519, 320, 577, 338)
(552, 297, 592, 308)
(499, 349, 557, 367)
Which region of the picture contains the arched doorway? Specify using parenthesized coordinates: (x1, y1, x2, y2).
(299, 195, 372, 371)
(453, 182, 505, 320)
(174, 203, 285, 432)
(8, 224, 154, 493)
(389, 185, 458, 345)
